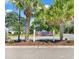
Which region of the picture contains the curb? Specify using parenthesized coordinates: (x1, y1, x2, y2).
(5, 46, 74, 48)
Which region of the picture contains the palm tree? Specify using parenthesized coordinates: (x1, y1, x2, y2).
(47, 0, 74, 40)
(10, 0, 42, 40)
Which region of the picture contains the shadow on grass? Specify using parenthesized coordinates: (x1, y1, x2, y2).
(35, 39, 62, 43)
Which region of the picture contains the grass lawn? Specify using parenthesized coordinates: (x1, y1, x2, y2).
(8, 33, 60, 39)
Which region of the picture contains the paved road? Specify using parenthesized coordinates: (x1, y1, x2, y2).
(5, 47, 74, 59)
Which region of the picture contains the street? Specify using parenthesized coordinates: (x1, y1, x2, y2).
(5, 47, 74, 59)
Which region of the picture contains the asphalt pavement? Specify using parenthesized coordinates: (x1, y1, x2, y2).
(5, 47, 74, 59)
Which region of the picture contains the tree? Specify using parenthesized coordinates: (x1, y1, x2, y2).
(47, 0, 74, 40)
(29, 1, 61, 35)
(5, 12, 25, 33)
(64, 20, 74, 33)
(10, 0, 43, 40)
(30, 19, 48, 32)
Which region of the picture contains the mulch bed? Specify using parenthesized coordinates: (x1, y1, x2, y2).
(5, 40, 74, 46)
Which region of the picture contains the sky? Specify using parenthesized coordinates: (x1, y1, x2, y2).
(41, 0, 53, 5)
(5, 0, 53, 13)
(5, 0, 54, 25)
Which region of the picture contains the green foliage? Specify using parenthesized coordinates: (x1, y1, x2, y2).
(64, 21, 74, 33)
(48, 0, 74, 22)
(30, 0, 74, 34)
(5, 12, 25, 32)
(10, 0, 43, 36)
(10, 0, 74, 34)
(29, 19, 59, 34)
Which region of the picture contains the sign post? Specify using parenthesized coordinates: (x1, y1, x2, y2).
(33, 29, 36, 42)
(53, 30, 55, 42)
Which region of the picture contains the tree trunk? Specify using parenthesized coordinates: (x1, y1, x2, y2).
(18, 10, 21, 42)
(25, 16, 30, 40)
(60, 23, 64, 40)
(24, 8, 31, 40)
(5, 28, 8, 42)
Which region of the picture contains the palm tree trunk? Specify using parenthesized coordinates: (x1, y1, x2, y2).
(25, 16, 30, 40)
(60, 23, 64, 40)
(24, 8, 31, 40)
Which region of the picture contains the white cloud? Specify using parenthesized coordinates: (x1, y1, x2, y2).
(5, 9, 13, 13)
(45, 5, 50, 8)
